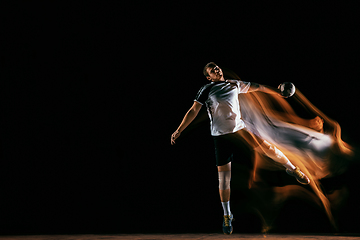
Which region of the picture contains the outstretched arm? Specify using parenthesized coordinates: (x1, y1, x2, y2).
(171, 101, 202, 145)
(248, 83, 281, 95)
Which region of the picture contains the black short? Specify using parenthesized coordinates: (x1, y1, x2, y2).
(213, 129, 263, 166)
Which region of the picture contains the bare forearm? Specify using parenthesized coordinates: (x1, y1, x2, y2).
(171, 101, 202, 145)
(177, 109, 197, 133)
(258, 85, 281, 95)
(248, 83, 280, 95)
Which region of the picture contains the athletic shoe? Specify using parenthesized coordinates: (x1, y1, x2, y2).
(286, 167, 310, 185)
(222, 214, 234, 235)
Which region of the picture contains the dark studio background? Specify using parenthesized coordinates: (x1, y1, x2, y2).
(2, 1, 360, 235)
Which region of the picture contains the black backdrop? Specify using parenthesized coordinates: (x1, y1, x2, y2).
(2, 1, 360, 235)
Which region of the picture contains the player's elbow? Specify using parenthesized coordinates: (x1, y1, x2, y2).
(187, 108, 197, 117)
(248, 83, 261, 92)
(190, 102, 202, 114)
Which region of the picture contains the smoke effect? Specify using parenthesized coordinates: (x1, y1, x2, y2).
(182, 68, 354, 232)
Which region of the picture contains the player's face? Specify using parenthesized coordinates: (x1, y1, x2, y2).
(206, 65, 224, 82)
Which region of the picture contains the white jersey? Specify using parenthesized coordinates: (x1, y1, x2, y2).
(194, 80, 251, 136)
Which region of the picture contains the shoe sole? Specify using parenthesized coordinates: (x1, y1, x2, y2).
(296, 178, 310, 185)
(286, 169, 310, 185)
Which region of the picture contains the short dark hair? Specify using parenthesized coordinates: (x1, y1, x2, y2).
(203, 62, 217, 77)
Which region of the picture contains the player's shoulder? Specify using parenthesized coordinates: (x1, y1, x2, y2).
(198, 82, 215, 92)
(226, 79, 250, 84)
(226, 79, 249, 86)
(195, 82, 215, 103)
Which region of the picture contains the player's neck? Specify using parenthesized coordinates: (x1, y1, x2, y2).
(212, 77, 225, 82)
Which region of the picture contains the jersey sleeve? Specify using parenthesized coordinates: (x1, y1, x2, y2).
(226, 80, 251, 94)
(194, 83, 211, 105)
(238, 81, 251, 93)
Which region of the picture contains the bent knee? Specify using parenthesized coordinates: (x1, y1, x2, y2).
(217, 162, 231, 172)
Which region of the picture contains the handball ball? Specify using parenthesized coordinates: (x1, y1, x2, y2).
(278, 82, 296, 98)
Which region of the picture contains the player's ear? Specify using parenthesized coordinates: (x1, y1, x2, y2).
(206, 76, 212, 81)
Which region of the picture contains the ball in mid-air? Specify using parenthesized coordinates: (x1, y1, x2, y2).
(278, 82, 296, 98)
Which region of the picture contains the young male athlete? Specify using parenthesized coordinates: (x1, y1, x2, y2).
(170, 62, 310, 234)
